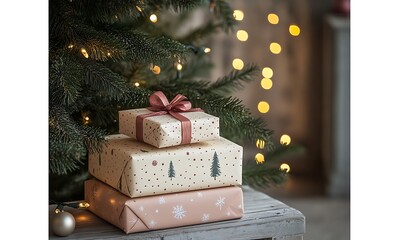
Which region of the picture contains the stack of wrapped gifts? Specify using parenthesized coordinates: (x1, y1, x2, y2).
(84, 91, 244, 234)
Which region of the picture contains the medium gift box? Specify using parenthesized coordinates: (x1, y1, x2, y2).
(85, 179, 244, 234)
(118, 91, 219, 148)
(88, 134, 243, 198)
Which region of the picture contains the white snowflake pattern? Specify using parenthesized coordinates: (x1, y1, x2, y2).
(172, 205, 186, 219)
(197, 192, 203, 198)
(149, 220, 157, 229)
(201, 213, 210, 222)
(155, 209, 159, 213)
(139, 206, 144, 212)
(215, 197, 226, 210)
(159, 197, 166, 204)
(226, 211, 231, 216)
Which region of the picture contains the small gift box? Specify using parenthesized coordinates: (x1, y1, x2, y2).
(119, 91, 220, 148)
(88, 134, 243, 198)
(85, 179, 244, 234)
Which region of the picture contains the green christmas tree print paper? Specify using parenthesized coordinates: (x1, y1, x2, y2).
(88, 134, 243, 198)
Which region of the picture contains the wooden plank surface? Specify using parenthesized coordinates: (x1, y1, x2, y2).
(49, 186, 305, 240)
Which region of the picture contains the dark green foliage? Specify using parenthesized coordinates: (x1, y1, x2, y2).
(49, 0, 300, 200)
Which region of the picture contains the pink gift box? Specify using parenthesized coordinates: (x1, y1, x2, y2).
(85, 179, 244, 234)
(88, 134, 243, 198)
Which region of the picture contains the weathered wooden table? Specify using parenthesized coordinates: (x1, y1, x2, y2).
(49, 186, 305, 240)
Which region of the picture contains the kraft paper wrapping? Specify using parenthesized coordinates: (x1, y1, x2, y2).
(85, 179, 244, 234)
(119, 108, 220, 148)
(88, 134, 243, 198)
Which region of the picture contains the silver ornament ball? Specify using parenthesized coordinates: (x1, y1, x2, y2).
(51, 211, 76, 237)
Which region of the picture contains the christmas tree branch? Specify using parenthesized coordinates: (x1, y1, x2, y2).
(213, 0, 238, 32)
(207, 63, 259, 94)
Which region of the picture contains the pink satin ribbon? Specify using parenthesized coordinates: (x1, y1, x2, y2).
(136, 91, 202, 145)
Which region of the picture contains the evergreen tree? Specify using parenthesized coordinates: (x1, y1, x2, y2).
(210, 151, 221, 180)
(168, 160, 176, 180)
(49, 0, 302, 200)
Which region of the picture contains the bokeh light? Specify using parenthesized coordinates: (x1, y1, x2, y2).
(236, 30, 249, 41)
(267, 13, 279, 24)
(232, 58, 244, 70)
(269, 42, 282, 54)
(261, 78, 273, 90)
(258, 101, 270, 113)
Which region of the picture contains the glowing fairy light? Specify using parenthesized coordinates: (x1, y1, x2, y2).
(289, 25, 301, 36)
(151, 65, 161, 74)
(269, 42, 282, 54)
(256, 139, 265, 149)
(261, 78, 273, 90)
(267, 13, 279, 24)
(232, 58, 244, 70)
(236, 30, 248, 41)
(80, 48, 89, 58)
(233, 10, 244, 21)
(257, 101, 270, 113)
(78, 202, 90, 208)
(150, 14, 158, 23)
(134, 82, 140, 87)
(280, 134, 291, 145)
(204, 47, 211, 53)
(67, 44, 74, 49)
(136, 6, 142, 12)
(255, 153, 265, 164)
(280, 163, 291, 173)
(176, 63, 183, 71)
(262, 67, 273, 78)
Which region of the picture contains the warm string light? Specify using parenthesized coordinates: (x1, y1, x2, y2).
(80, 48, 89, 58)
(51, 200, 90, 214)
(267, 13, 279, 24)
(203, 47, 211, 53)
(232, 58, 244, 70)
(262, 67, 273, 78)
(280, 134, 291, 145)
(255, 153, 265, 164)
(176, 61, 183, 79)
(261, 78, 273, 90)
(134, 82, 140, 87)
(289, 24, 301, 36)
(236, 30, 248, 41)
(257, 101, 270, 113)
(233, 10, 244, 21)
(149, 14, 158, 23)
(135, 5, 142, 12)
(67, 44, 74, 49)
(256, 139, 265, 149)
(280, 163, 291, 173)
(269, 42, 282, 54)
(150, 65, 161, 74)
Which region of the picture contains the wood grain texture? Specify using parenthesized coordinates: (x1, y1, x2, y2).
(49, 186, 305, 240)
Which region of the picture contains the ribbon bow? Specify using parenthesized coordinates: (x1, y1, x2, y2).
(136, 91, 202, 145)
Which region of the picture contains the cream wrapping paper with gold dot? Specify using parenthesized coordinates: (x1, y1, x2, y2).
(118, 108, 220, 148)
(88, 134, 243, 198)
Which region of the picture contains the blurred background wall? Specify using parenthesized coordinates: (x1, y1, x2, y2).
(208, 0, 350, 198)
